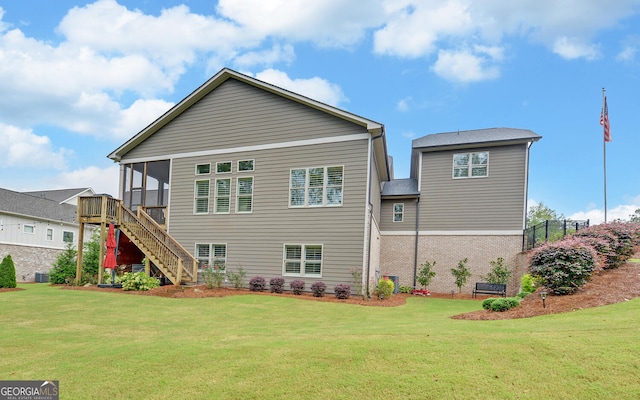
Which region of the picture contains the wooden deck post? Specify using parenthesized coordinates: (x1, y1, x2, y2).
(75, 221, 85, 285)
(176, 259, 183, 285)
(144, 257, 150, 276)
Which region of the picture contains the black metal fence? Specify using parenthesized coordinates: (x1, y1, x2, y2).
(523, 219, 590, 251)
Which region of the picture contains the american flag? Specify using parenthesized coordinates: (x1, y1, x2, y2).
(600, 96, 611, 142)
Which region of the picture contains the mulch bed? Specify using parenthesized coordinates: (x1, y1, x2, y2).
(9, 259, 640, 318)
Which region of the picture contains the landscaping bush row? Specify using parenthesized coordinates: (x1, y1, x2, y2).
(248, 276, 350, 299)
(528, 222, 640, 295)
(482, 297, 520, 312)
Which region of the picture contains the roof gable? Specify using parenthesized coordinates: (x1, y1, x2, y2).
(109, 68, 384, 162)
(0, 188, 77, 223)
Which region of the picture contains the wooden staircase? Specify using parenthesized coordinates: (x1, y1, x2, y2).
(77, 196, 198, 285)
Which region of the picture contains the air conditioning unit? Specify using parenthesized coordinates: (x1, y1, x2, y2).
(35, 272, 50, 283)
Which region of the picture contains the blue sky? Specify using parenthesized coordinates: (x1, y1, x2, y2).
(1, 0, 639, 224)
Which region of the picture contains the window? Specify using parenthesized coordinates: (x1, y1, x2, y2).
(215, 178, 231, 214)
(238, 159, 254, 172)
(283, 244, 323, 277)
(63, 231, 74, 243)
(195, 243, 227, 272)
(46, 228, 54, 241)
(194, 180, 210, 214)
(213, 244, 227, 272)
(393, 203, 404, 222)
(23, 224, 35, 234)
(216, 161, 232, 174)
(237, 177, 253, 213)
(289, 166, 343, 207)
(453, 152, 489, 178)
(195, 244, 211, 270)
(196, 163, 211, 175)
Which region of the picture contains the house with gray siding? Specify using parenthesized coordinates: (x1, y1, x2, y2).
(0, 188, 96, 281)
(380, 128, 540, 295)
(106, 68, 389, 293)
(97, 68, 540, 295)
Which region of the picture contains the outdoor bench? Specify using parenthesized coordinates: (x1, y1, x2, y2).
(472, 282, 506, 298)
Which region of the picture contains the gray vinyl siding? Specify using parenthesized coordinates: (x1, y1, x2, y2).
(380, 199, 418, 231)
(369, 151, 382, 222)
(123, 79, 366, 160)
(167, 139, 370, 289)
(419, 144, 527, 231)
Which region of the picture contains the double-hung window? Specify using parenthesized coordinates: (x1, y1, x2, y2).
(283, 244, 323, 277)
(63, 231, 74, 243)
(237, 177, 253, 213)
(453, 152, 488, 178)
(289, 166, 343, 207)
(393, 203, 404, 222)
(194, 180, 210, 214)
(46, 228, 54, 241)
(215, 178, 231, 213)
(195, 243, 227, 272)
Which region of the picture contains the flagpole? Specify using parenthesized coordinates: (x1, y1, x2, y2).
(602, 87, 607, 223)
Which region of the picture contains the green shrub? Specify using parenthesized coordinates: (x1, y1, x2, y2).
(516, 292, 528, 299)
(520, 273, 537, 294)
(49, 243, 78, 284)
(529, 238, 600, 295)
(451, 258, 471, 293)
(482, 257, 512, 285)
(505, 297, 520, 308)
(202, 265, 225, 289)
(482, 298, 498, 310)
(228, 267, 246, 289)
(490, 299, 510, 312)
(120, 272, 160, 291)
(417, 260, 436, 289)
(375, 278, 394, 299)
(0, 255, 17, 288)
(399, 285, 413, 293)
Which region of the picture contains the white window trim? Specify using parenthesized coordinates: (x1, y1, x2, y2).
(236, 176, 254, 214)
(194, 179, 210, 214)
(216, 161, 232, 174)
(195, 163, 211, 175)
(237, 159, 255, 172)
(214, 178, 231, 214)
(393, 203, 404, 223)
(195, 243, 227, 272)
(288, 165, 344, 208)
(282, 243, 323, 278)
(452, 151, 489, 179)
(23, 224, 35, 234)
(46, 227, 54, 241)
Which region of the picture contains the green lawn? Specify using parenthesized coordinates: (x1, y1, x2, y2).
(1, 284, 639, 399)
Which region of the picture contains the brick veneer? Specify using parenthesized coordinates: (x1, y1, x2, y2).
(380, 234, 527, 296)
(0, 244, 63, 282)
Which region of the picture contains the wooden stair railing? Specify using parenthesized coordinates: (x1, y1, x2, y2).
(118, 206, 198, 285)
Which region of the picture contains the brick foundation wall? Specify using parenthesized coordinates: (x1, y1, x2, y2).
(380, 234, 526, 296)
(0, 244, 63, 282)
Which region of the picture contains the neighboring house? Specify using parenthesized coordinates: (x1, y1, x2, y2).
(0, 188, 97, 281)
(92, 68, 540, 295)
(380, 128, 541, 294)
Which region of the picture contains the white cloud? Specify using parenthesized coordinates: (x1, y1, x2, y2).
(569, 203, 640, 225)
(397, 97, 412, 112)
(617, 45, 637, 61)
(0, 123, 68, 169)
(254, 69, 347, 106)
(432, 48, 501, 82)
(552, 37, 601, 60)
(234, 44, 296, 68)
(401, 131, 417, 139)
(111, 99, 175, 139)
(55, 165, 120, 197)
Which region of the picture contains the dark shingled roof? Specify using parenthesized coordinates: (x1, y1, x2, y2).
(381, 178, 419, 197)
(0, 188, 77, 223)
(413, 127, 541, 150)
(23, 188, 92, 204)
